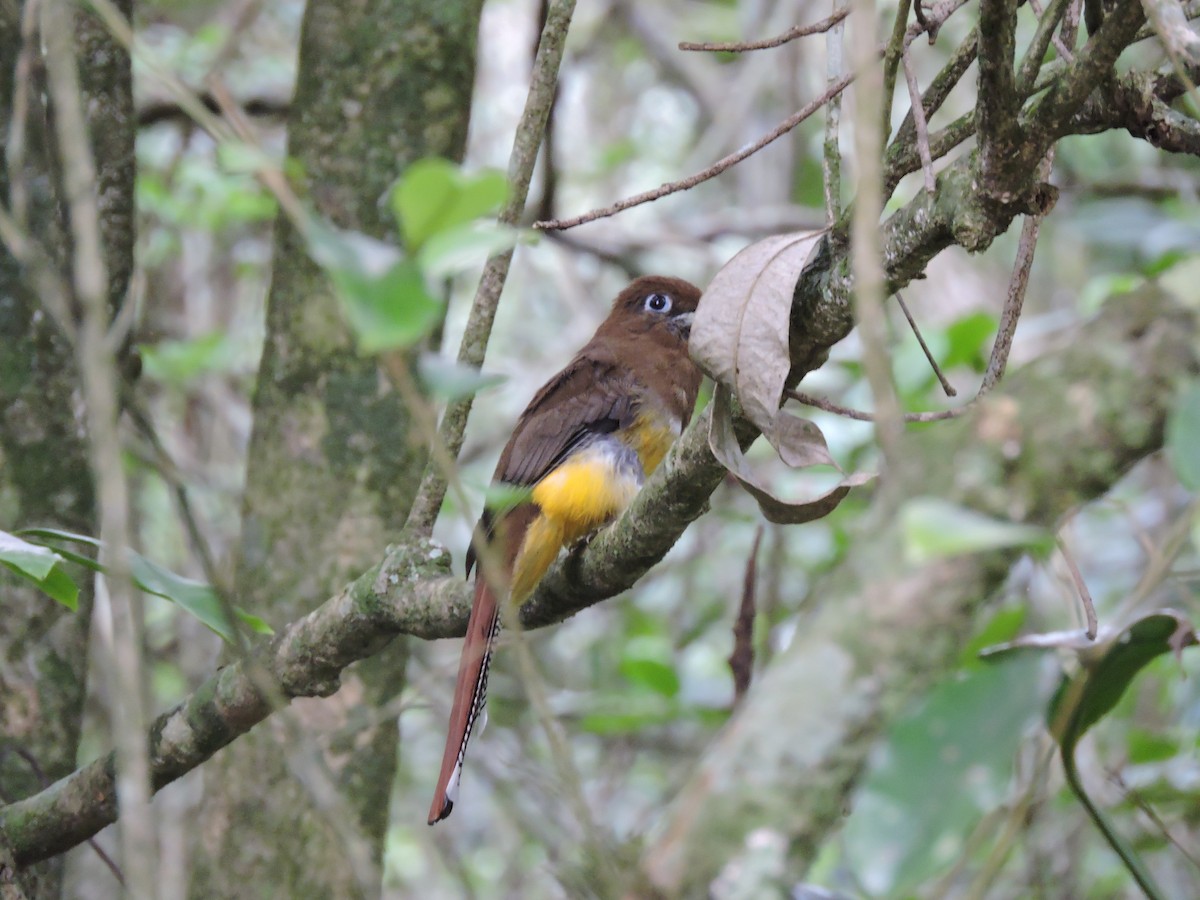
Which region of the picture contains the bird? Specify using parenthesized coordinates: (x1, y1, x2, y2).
(428, 275, 704, 825)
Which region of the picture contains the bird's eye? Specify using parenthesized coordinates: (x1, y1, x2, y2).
(644, 292, 672, 313)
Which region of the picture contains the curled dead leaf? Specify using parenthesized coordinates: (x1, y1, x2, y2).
(709, 386, 872, 524)
(690, 231, 824, 452)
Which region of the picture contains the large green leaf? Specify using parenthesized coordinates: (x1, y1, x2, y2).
(417, 222, 521, 279)
(900, 497, 1053, 564)
(1165, 380, 1200, 490)
(1, 529, 62, 580)
(1033, 611, 1196, 900)
(842, 653, 1044, 896)
(390, 157, 507, 251)
(416, 354, 506, 401)
(0, 529, 79, 610)
(18, 528, 271, 641)
(304, 223, 442, 352)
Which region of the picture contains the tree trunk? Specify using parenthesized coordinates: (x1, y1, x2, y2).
(189, 2, 483, 896)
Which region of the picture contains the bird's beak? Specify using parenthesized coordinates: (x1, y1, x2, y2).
(671, 311, 695, 341)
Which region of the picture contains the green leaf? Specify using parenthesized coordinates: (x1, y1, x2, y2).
(417, 223, 522, 279)
(900, 497, 1054, 564)
(216, 140, 275, 175)
(416, 354, 506, 401)
(579, 694, 677, 734)
(1047, 611, 1196, 900)
(1165, 380, 1200, 490)
(304, 223, 442, 351)
(17, 527, 272, 641)
(33, 564, 80, 609)
(483, 483, 533, 515)
(0, 529, 80, 609)
(1078, 273, 1143, 315)
(139, 332, 235, 384)
(942, 312, 998, 372)
(390, 158, 507, 251)
(1049, 612, 1197, 748)
(843, 653, 1045, 895)
(619, 636, 680, 698)
(1126, 728, 1179, 764)
(959, 604, 1027, 669)
(0, 529, 62, 580)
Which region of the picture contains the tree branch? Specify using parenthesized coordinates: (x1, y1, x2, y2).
(976, 0, 1022, 188)
(0, 404, 728, 865)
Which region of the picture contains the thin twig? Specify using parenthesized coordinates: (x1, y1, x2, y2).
(5, 0, 40, 229)
(679, 7, 850, 52)
(979, 196, 1044, 392)
(1017, 0, 1074, 93)
(1108, 770, 1200, 872)
(540, 0, 971, 232)
(900, 45, 937, 193)
(729, 526, 763, 708)
(895, 291, 956, 396)
(1055, 533, 1098, 640)
(1027, 0, 1076, 62)
(823, 0, 847, 222)
(913, 0, 930, 32)
(536, 72, 854, 231)
(785, 389, 972, 422)
(406, 0, 577, 536)
(880, 0, 914, 145)
(850, 0, 903, 465)
(42, 0, 156, 891)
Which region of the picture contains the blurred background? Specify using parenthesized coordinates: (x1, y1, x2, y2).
(53, 0, 1200, 896)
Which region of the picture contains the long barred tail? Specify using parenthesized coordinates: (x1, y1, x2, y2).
(428, 576, 501, 825)
(428, 510, 563, 824)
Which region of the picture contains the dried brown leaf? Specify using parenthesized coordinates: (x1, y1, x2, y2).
(709, 386, 871, 524)
(690, 232, 823, 441)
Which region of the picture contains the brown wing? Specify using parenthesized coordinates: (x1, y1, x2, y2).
(465, 341, 638, 576)
(494, 344, 636, 488)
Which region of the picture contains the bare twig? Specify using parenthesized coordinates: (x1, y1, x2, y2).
(913, 0, 930, 32)
(895, 292, 956, 396)
(729, 526, 763, 708)
(679, 7, 850, 52)
(900, 44, 937, 193)
(1055, 533, 1098, 640)
(980, 203, 1044, 392)
(0, 747, 125, 886)
(885, 29, 978, 198)
(1017, 0, 1074, 93)
(1027, 0, 1076, 63)
(1141, 0, 1200, 107)
(536, 72, 854, 231)
(42, 0, 156, 892)
(785, 389, 972, 422)
(976, 0, 1021, 193)
(6, 0, 40, 229)
(880, 0, 914, 144)
(540, 0, 971, 232)
(823, 0, 847, 222)
(406, 0, 577, 536)
(1108, 770, 1200, 872)
(850, 0, 903, 465)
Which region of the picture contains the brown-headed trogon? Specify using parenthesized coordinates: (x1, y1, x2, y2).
(428, 275, 704, 824)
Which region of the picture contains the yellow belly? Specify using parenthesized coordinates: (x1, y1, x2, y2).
(509, 410, 681, 605)
(626, 411, 679, 477)
(531, 449, 640, 543)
